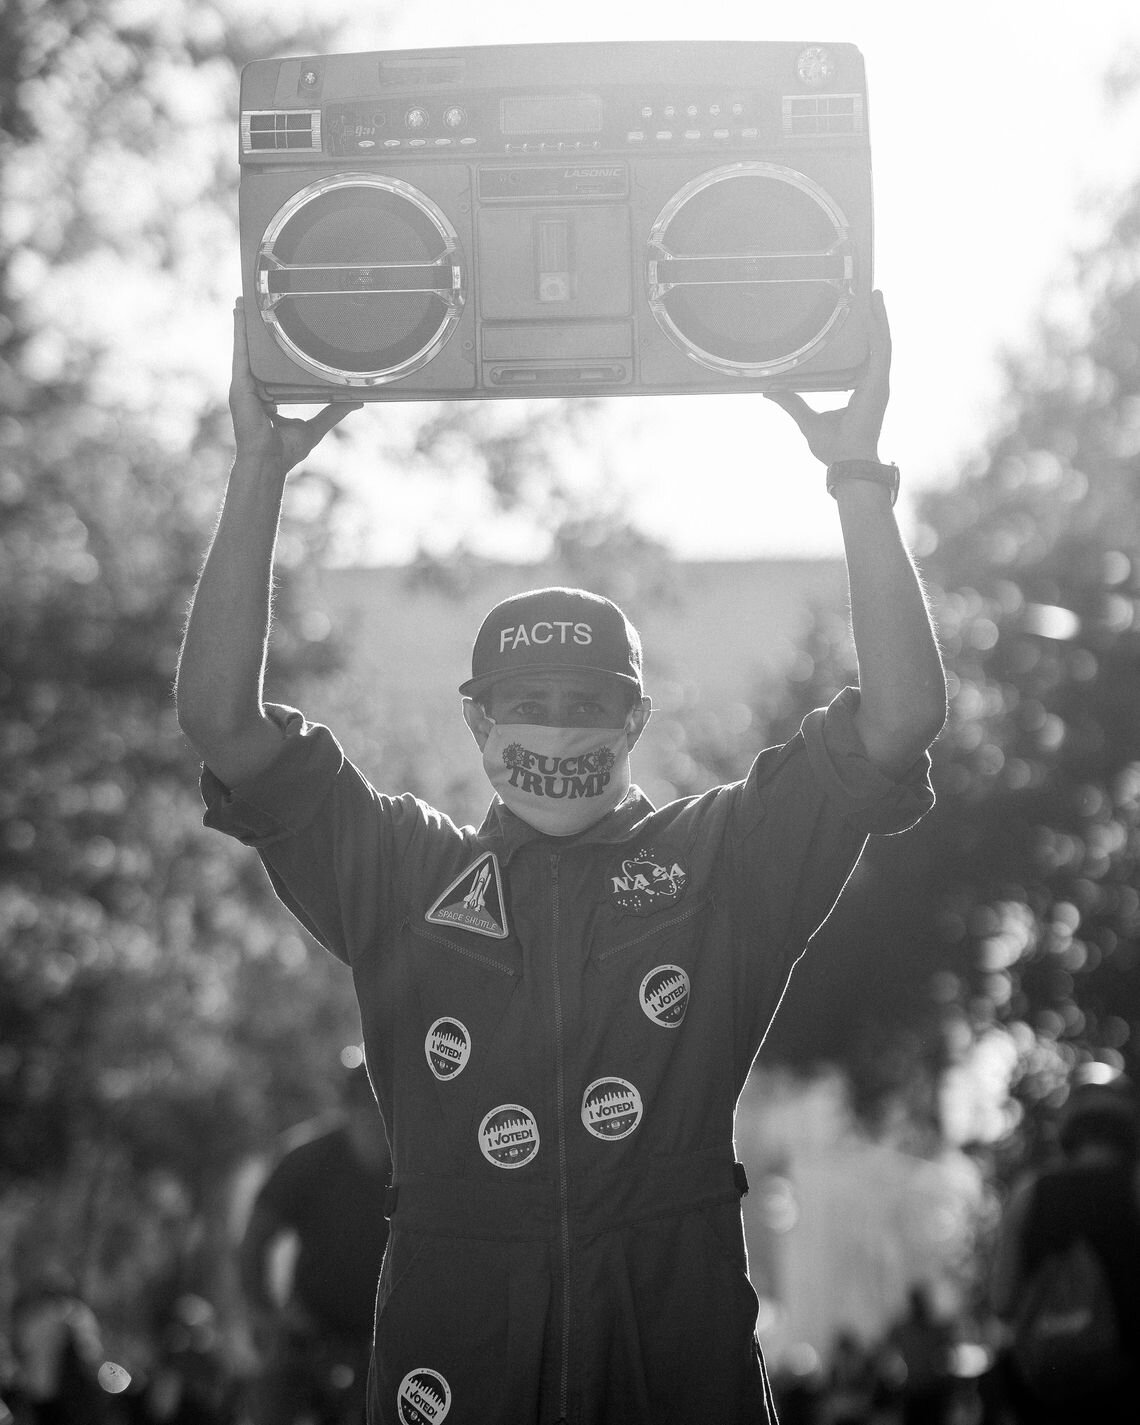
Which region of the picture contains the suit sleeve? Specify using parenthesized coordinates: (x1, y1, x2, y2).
(198, 704, 456, 965)
(706, 688, 935, 1054)
(799, 684, 935, 835)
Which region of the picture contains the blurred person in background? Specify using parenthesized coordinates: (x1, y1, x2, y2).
(239, 1063, 392, 1425)
(821, 1329, 880, 1425)
(176, 293, 945, 1425)
(142, 1294, 238, 1425)
(878, 1284, 956, 1425)
(989, 1078, 1140, 1423)
(5, 1268, 116, 1424)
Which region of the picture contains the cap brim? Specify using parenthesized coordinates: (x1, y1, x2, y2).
(459, 665, 642, 698)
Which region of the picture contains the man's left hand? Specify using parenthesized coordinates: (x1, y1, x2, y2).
(764, 289, 891, 467)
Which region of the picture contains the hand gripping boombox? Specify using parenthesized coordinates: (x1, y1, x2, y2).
(238, 40, 874, 403)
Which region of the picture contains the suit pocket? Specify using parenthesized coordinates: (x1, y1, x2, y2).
(593, 893, 713, 967)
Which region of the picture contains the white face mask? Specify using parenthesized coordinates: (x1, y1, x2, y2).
(480, 719, 633, 835)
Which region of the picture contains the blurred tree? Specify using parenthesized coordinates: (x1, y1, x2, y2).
(910, 190, 1140, 1142)
(0, 1, 373, 1353)
(662, 105, 1140, 1154)
(0, 0, 669, 1363)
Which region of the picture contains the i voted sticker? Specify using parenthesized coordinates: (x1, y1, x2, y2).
(479, 1104, 540, 1168)
(582, 1077, 643, 1140)
(397, 1367, 451, 1424)
(640, 965, 690, 1027)
(425, 1018, 471, 1080)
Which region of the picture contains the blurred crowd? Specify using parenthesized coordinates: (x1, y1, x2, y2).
(2, 1077, 1136, 1425)
(0, 1275, 990, 1425)
(771, 1287, 983, 1425)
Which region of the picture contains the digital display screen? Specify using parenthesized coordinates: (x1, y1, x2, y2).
(500, 94, 603, 135)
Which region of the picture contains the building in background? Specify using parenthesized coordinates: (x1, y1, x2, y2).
(309, 557, 849, 826)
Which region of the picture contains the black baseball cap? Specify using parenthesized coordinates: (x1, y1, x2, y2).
(459, 587, 643, 698)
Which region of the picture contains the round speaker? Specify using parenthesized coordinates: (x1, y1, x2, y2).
(647, 162, 855, 378)
(255, 172, 465, 386)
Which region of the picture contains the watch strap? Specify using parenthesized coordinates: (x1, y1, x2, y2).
(826, 459, 900, 506)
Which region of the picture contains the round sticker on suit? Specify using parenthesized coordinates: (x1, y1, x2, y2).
(608, 846, 688, 915)
(479, 1104, 540, 1168)
(640, 965, 690, 1027)
(582, 1077, 643, 1140)
(398, 1368, 451, 1424)
(425, 1017, 470, 1080)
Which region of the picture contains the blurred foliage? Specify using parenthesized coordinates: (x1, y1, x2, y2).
(0, 0, 370, 1359)
(382, 394, 674, 587)
(0, 0, 670, 1365)
(911, 203, 1140, 1148)
(660, 121, 1140, 1164)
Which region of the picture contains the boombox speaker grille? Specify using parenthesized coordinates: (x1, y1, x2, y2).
(256, 173, 464, 385)
(648, 162, 854, 377)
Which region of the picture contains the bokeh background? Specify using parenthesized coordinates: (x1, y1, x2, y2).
(5, 0, 1140, 1415)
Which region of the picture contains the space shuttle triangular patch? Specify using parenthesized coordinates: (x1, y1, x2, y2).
(425, 852, 509, 939)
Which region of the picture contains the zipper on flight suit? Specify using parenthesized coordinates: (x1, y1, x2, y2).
(549, 851, 573, 1422)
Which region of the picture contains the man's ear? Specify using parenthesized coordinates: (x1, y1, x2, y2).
(461, 697, 493, 751)
(627, 696, 652, 750)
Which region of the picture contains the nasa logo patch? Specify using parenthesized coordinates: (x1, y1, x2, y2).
(640, 965, 690, 1027)
(425, 1018, 471, 1080)
(397, 1367, 451, 1424)
(608, 847, 688, 915)
(479, 1104, 540, 1169)
(581, 1077, 643, 1140)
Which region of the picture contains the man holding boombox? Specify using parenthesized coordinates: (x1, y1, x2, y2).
(176, 290, 944, 1424)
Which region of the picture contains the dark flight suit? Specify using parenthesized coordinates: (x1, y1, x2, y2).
(202, 687, 932, 1424)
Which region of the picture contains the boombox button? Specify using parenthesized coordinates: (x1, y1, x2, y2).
(409, 138, 427, 148)
(712, 128, 730, 140)
(655, 130, 673, 141)
(741, 127, 759, 140)
(683, 129, 701, 141)
(627, 131, 646, 143)
(460, 136, 478, 145)
(433, 138, 452, 146)
(383, 139, 401, 148)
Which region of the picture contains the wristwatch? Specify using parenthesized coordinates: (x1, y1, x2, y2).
(825, 459, 900, 506)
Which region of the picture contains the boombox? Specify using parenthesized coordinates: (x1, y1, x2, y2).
(238, 41, 873, 403)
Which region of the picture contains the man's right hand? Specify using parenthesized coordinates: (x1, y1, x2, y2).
(230, 298, 362, 473)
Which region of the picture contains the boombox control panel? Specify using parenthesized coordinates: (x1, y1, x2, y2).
(255, 86, 862, 158)
(317, 89, 770, 157)
(239, 41, 874, 403)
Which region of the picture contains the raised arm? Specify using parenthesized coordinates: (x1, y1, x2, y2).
(175, 302, 360, 787)
(766, 291, 946, 773)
